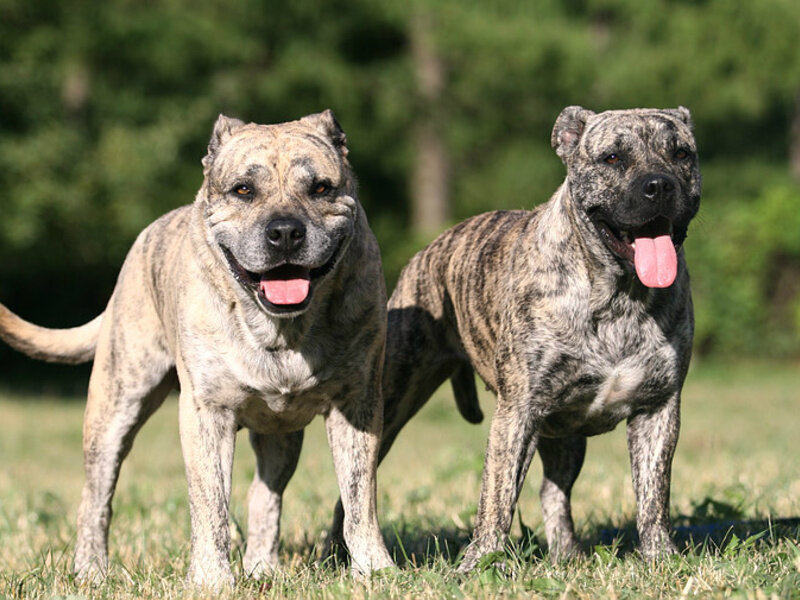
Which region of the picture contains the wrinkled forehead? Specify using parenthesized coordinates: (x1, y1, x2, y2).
(582, 111, 696, 155)
(213, 124, 342, 179)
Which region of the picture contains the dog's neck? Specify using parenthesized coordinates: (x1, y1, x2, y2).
(552, 183, 652, 305)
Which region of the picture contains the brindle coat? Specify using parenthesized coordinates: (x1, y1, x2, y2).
(331, 106, 701, 571)
(0, 110, 394, 587)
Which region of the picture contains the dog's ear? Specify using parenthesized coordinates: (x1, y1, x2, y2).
(300, 109, 349, 158)
(203, 114, 246, 170)
(665, 106, 694, 130)
(552, 105, 595, 161)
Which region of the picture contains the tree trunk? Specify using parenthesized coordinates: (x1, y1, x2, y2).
(791, 90, 800, 182)
(409, 12, 449, 235)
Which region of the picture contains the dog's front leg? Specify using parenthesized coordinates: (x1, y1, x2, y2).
(325, 394, 393, 574)
(626, 393, 680, 559)
(179, 388, 238, 589)
(458, 396, 540, 573)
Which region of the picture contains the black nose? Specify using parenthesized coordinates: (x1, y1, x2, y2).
(642, 175, 676, 202)
(266, 217, 306, 253)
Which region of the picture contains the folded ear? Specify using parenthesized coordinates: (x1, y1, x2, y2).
(202, 114, 246, 170)
(665, 106, 694, 130)
(551, 105, 595, 161)
(300, 109, 348, 157)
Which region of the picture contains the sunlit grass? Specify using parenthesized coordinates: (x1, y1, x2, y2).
(1, 360, 798, 598)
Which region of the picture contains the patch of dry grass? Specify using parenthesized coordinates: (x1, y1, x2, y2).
(1, 360, 799, 598)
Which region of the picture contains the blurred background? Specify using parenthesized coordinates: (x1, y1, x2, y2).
(1, 0, 800, 390)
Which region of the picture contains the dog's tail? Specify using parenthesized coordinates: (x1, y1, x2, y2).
(0, 303, 102, 364)
(450, 361, 484, 424)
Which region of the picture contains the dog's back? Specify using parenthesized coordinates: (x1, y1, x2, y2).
(380, 209, 544, 448)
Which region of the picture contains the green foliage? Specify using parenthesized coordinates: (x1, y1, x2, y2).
(689, 176, 800, 356)
(1, 0, 800, 372)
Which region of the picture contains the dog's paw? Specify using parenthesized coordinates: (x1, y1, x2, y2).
(548, 539, 585, 562)
(73, 561, 107, 587)
(185, 562, 235, 590)
(638, 532, 678, 560)
(320, 533, 350, 570)
(242, 552, 279, 580)
(73, 549, 109, 587)
(349, 548, 395, 577)
(456, 542, 504, 574)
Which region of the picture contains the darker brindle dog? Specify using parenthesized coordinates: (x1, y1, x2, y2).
(331, 106, 701, 571)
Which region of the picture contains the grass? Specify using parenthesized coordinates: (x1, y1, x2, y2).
(0, 360, 799, 598)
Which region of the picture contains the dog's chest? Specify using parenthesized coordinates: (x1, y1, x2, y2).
(254, 349, 325, 399)
(579, 359, 650, 429)
(227, 348, 328, 431)
(538, 309, 679, 437)
(263, 350, 318, 396)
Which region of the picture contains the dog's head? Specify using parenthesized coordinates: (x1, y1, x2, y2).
(552, 106, 701, 288)
(199, 110, 357, 317)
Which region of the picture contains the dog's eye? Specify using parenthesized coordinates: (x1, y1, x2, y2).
(675, 149, 690, 160)
(604, 153, 621, 165)
(311, 181, 331, 196)
(233, 184, 253, 197)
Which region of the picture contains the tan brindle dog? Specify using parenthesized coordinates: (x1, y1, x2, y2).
(0, 110, 394, 588)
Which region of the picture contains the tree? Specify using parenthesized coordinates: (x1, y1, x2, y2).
(2, 0, 800, 382)
(409, 10, 449, 235)
(791, 91, 800, 182)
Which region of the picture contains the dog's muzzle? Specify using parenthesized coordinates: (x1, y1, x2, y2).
(587, 172, 695, 289)
(220, 240, 344, 316)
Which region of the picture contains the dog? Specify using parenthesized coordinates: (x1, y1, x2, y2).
(330, 106, 701, 571)
(0, 110, 394, 587)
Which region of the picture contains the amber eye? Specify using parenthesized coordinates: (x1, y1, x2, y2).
(675, 149, 690, 160)
(233, 184, 253, 197)
(604, 153, 621, 165)
(312, 181, 331, 196)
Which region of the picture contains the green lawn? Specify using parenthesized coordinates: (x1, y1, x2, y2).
(1, 361, 799, 598)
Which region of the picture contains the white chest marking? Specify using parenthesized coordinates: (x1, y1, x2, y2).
(587, 362, 645, 416)
(267, 351, 316, 395)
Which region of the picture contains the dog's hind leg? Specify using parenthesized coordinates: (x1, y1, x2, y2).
(538, 435, 586, 560)
(243, 430, 303, 578)
(71, 245, 177, 582)
(379, 303, 472, 458)
(73, 317, 176, 583)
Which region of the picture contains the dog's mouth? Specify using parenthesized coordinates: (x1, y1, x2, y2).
(221, 243, 343, 315)
(592, 215, 682, 288)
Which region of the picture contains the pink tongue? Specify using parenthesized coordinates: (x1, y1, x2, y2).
(260, 279, 310, 305)
(634, 234, 677, 288)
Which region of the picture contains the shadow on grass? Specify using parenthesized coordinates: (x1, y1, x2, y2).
(594, 515, 800, 556)
(277, 495, 800, 572)
(593, 496, 800, 558)
(384, 522, 474, 567)
(339, 498, 800, 570)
